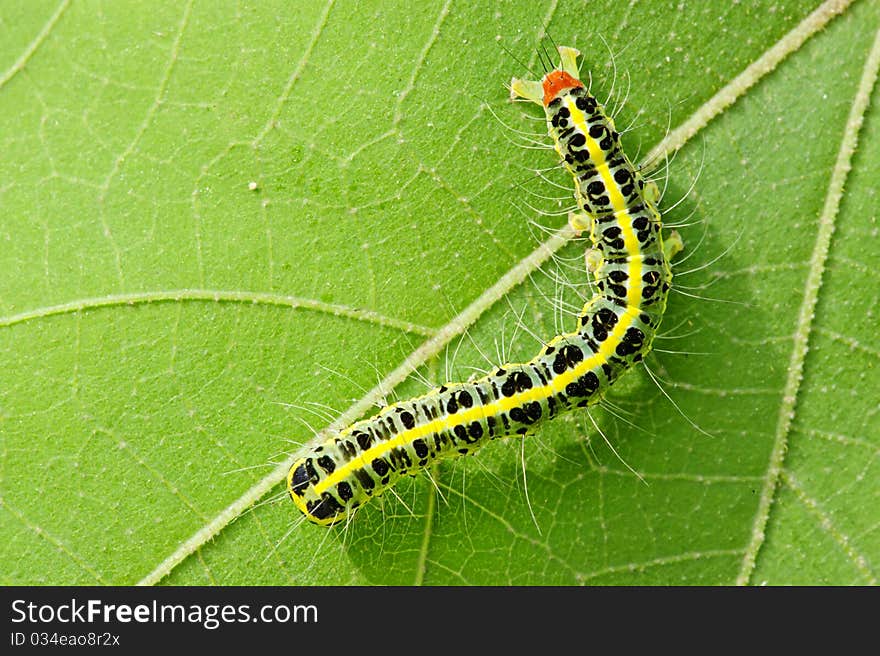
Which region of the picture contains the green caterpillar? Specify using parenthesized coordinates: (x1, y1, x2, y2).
(287, 45, 683, 526)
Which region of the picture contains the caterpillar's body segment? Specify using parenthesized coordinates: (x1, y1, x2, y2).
(287, 46, 682, 526)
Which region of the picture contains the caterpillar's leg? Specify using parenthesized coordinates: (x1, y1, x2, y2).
(567, 210, 593, 236)
(664, 230, 685, 262)
(568, 211, 603, 274)
(585, 248, 604, 274)
(644, 179, 661, 204)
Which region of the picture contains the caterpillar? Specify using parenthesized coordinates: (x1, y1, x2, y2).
(287, 45, 683, 526)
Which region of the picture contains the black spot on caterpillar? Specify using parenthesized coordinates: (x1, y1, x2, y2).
(287, 45, 683, 526)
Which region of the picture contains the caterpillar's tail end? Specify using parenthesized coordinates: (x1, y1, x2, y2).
(287, 458, 349, 527)
(510, 77, 544, 105)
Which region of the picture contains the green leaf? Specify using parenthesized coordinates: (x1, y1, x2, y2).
(1, 0, 877, 585)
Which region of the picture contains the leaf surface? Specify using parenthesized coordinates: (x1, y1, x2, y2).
(1, 0, 877, 585)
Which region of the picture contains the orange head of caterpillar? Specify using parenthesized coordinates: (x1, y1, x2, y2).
(287, 456, 350, 527)
(540, 70, 584, 106)
(510, 45, 584, 107)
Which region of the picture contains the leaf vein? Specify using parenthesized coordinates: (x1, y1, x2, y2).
(2, 498, 108, 584)
(0, 0, 70, 90)
(0, 289, 436, 338)
(781, 470, 876, 583)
